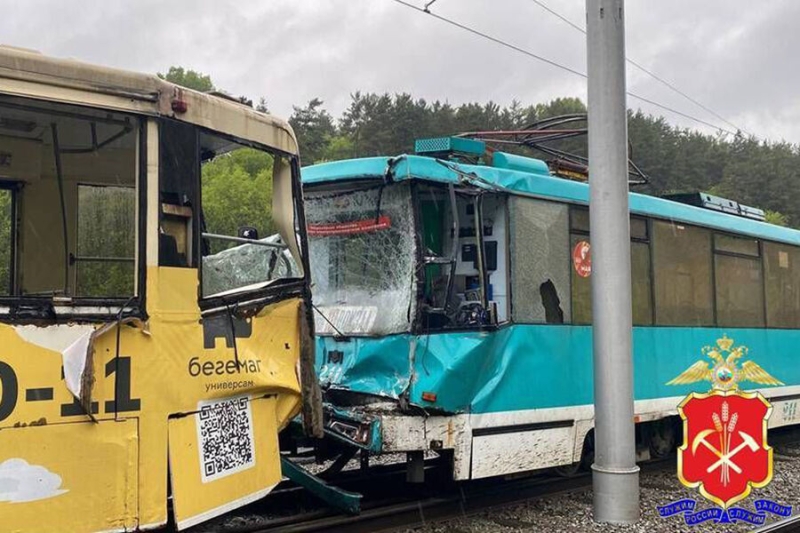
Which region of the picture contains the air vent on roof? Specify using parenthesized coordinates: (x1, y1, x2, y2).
(662, 192, 766, 222)
(414, 136, 486, 160)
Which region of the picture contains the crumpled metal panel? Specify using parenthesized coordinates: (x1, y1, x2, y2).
(318, 324, 800, 423)
(316, 334, 413, 400)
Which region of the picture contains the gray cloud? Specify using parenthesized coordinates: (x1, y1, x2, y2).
(1, 0, 796, 141)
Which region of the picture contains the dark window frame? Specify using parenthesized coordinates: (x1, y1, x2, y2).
(568, 206, 653, 326)
(711, 231, 765, 328)
(193, 126, 308, 311)
(763, 240, 800, 329)
(0, 100, 146, 319)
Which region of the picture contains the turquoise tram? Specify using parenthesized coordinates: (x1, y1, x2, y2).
(301, 137, 799, 480)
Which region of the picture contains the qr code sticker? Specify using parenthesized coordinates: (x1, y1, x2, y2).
(196, 394, 256, 483)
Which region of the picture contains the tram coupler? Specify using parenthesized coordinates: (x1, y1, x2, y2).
(280, 457, 362, 515)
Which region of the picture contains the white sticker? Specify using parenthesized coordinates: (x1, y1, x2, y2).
(779, 250, 790, 269)
(196, 395, 255, 483)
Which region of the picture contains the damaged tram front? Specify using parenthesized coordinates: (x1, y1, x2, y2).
(0, 47, 318, 532)
(303, 147, 514, 480)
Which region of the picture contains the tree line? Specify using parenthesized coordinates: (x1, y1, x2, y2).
(162, 67, 800, 227)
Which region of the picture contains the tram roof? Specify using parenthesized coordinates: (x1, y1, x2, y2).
(302, 154, 800, 246)
(0, 45, 297, 154)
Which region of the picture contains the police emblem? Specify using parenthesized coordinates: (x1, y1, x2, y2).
(657, 336, 793, 526)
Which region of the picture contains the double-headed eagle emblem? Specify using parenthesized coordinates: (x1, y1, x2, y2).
(668, 335, 782, 390)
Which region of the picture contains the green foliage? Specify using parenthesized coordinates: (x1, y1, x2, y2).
(319, 135, 356, 162)
(201, 147, 275, 253)
(290, 98, 336, 165)
(158, 66, 215, 92)
(0, 190, 11, 294)
(291, 92, 800, 228)
(765, 210, 789, 227)
(76, 186, 136, 297)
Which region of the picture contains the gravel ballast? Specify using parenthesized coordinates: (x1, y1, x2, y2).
(407, 441, 800, 533)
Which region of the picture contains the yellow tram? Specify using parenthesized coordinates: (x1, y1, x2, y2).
(0, 46, 319, 532)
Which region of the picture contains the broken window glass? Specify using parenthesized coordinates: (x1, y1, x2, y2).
(199, 133, 302, 298)
(509, 197, 570, 323)
(305, 182, 416, 335)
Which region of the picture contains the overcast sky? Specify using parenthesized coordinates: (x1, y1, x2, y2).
(2, 0, 798, 142)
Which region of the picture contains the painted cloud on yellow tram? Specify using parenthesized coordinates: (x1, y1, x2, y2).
(0, 458, 67, 503)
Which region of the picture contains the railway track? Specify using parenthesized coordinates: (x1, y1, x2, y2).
(194, 459, 672, 533)
(188, 427, 800, 533)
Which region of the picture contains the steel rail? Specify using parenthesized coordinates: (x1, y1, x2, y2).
(234, 460, 673, 533)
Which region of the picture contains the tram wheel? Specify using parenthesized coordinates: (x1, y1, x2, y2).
(649, 418, 677, 459)
(554, 461, 582, 477)
(556, 431, 594, 477)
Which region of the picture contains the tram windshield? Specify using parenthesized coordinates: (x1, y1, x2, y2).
(305, 182, 416, 335)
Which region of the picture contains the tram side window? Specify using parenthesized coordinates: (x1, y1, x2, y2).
(764, 242, 800, 328)
(199, 132, 302, 298)
(0, 189, 13, 295)
(713, 234, 764, 327)
(653, 221, 713, 326)
(509, 197, 570, 324)
(0, 95, 138, 299)
(418, 190, 490, 329)
(75, 185, 135, 297)
(569, 208, 652, 325)
(630, 219, 653, 325)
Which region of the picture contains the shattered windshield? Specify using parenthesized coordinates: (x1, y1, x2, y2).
(305, 183, 416, 335)
(198, 134, 302, 298)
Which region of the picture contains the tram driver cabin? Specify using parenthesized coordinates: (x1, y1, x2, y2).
(303, 137, 800, 481)
(0, 46, 317, 533)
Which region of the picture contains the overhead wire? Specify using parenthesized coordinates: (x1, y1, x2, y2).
(526, 0, 751, 136)
(389, 0, 741, 136)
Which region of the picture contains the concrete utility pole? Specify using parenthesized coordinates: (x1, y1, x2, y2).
(586, 0, 640, 524)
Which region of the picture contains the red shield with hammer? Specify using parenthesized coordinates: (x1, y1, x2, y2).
(678, 390, 773, 508)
